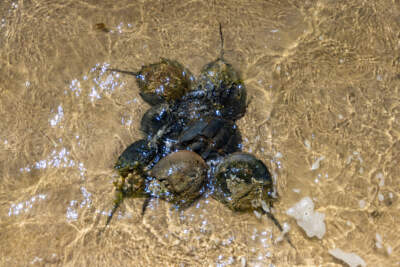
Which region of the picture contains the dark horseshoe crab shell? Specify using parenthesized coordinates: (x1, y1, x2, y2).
(213, 152, 275, 211)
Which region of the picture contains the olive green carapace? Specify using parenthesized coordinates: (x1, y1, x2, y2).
(199, 59, 242, 89)
(213, 152, 274, 211)
(113, 142, 154, 198)
(197, 59, 247, 120)
(114, 140, 156, 177)
(106, 140, 156, 226)
(136, 58, 194, 105)
(149, 151, 207, 208)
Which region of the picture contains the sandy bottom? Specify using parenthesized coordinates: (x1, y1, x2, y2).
(1, 0, 399, 266)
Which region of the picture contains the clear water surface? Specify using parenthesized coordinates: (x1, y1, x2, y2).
(1, 0, 399, 266)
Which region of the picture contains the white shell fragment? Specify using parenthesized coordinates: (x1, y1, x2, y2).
(286, 197, 326, 239)
(253, 210, 262, 219)
(261, 200, 270, 213)
(311, 156, 325, 170)
(329, 248, 366, 267)
(359, 199, 366, 209)
(375, 233, 383, 249)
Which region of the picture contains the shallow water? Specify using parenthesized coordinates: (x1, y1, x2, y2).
(1, 0, 399, 266)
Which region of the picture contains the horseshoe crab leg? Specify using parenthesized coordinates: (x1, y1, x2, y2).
(261, 209, 296, 250)
(218, 22, 224, 60)
(105, 191, 124, 227)
(141, 196, 152, 216)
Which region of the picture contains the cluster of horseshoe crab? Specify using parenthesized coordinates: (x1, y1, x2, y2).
(105, 25, 293, 247)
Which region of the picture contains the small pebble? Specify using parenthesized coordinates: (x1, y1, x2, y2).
(387, 245, 392, 255)
(359, 200, 366, 209)
(253, 210, 262, 219)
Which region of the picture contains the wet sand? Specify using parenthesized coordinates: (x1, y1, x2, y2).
(1, 0, 399, 266)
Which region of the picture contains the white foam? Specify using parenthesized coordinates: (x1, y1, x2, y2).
(286, 197, 326, 239)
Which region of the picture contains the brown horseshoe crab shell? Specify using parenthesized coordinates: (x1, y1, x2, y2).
(213, 152, 274, 211)
(149, 150, 208, 208)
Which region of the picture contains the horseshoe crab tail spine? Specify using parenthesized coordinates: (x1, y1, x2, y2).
(106, 68, 139, 76)
(105, 191, 124, 226)
(219, 22, 225, 60)
(261, 209, 296, 250)
(141, 196, 152, 216)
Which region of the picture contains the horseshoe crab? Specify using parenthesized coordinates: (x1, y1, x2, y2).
(213, 152, 275, 211)
(106, 24, 251, 221)
(114, 139, 156, 178)
(195, 59, 247, 120)
(109, 58, 194, 105)
(175, 117, 242, 160)
(107, 139, 156, 225)
(149, 150, 207, 208)
(213, 152, 294, 248)
(107, 150, 207, 226)
(104, 24, 293, 248)
(140, 103, 177, 138)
